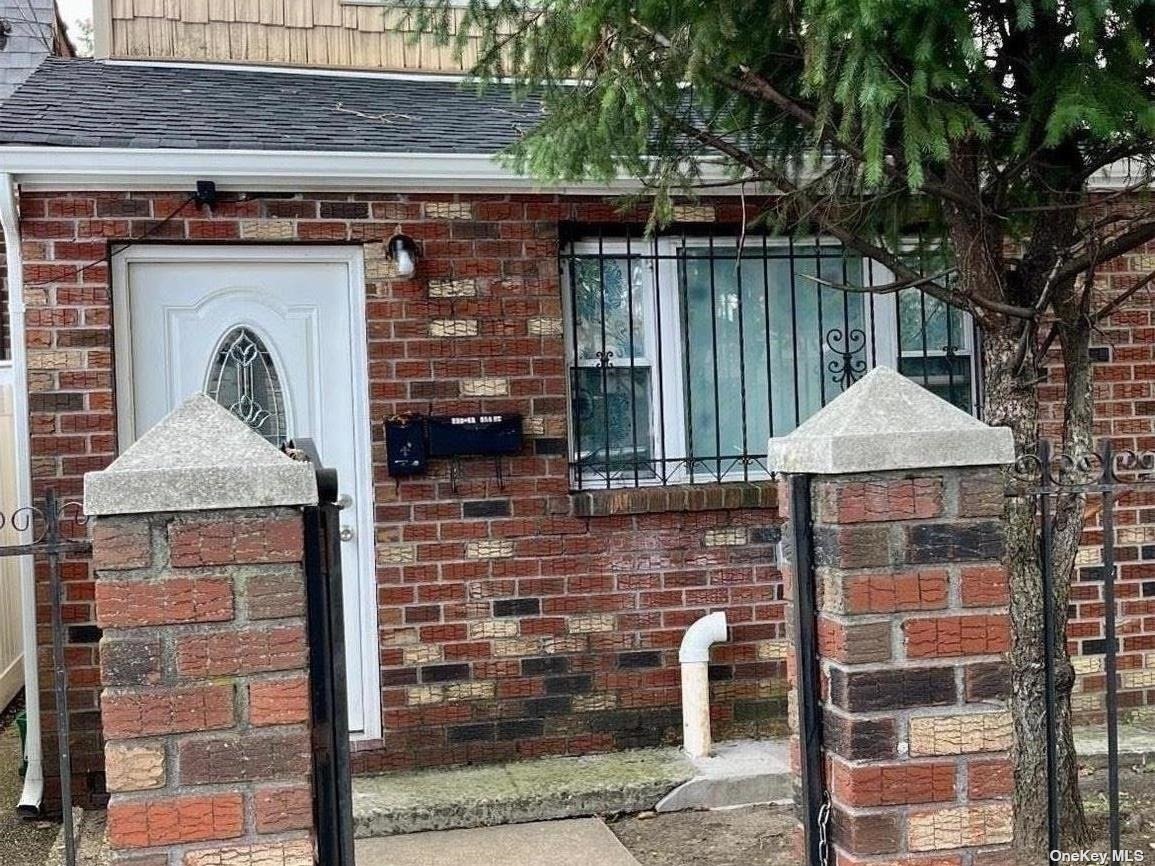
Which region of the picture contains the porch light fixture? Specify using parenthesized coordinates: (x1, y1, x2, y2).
(0, 20, 11, 52)
(387, 226, 419, 278)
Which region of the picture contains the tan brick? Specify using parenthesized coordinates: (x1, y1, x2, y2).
(378, 543, 417, 564)
(492, 638, 542, 657)
(27, 349, 83, 370)
(428, 278, 477, 298)
(402, 644, 443, 665)
(1072, 655, 1104, 675)
(527, 317, 563, 336)
(541, 636, 588, 654)
(444, 682, 496, 701)
(573, 694, 618, 712)
(431, 319, 479, 338)
(907, 803, 1013, 851)
(756, 639, 790, 661)
(704, 528, 748, 547)
(406, 685, 443, 706)
(567, 614, 614, 634)
(183, 840, 313, 866)
(1120, 669, 1155, 689)
(672, 204, 716, 222)
(1075, 546, 1101, 567)
(465, 539, 514, 559)
(522, 416, 547, 436)
(1117, 525, 1155, 545)
(460, 378, 509, 397)
(909, 711, 1012, 756)
(424, 202, 473, 219)
(469, 620, 518, 639)
(239, 219, 295, 240)
(105, 742, 166, 792)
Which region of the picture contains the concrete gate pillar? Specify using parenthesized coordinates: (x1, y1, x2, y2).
(83, 395, 320, 866)
(768, 368, 1018, 866)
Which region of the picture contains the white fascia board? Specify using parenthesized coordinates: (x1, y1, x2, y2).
(0, 146, 746, 194)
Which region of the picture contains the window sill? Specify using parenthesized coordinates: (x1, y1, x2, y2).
(570, 481, 777, 517)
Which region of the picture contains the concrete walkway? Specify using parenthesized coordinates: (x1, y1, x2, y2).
(355, 818, 641, 866)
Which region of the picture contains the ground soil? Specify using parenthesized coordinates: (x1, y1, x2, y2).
(611, 758, 1155, 866)
(610, 806, 796, 866)
(0, 694, 60, 866)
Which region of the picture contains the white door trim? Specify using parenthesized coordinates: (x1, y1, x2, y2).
(112, 244, 382, 742)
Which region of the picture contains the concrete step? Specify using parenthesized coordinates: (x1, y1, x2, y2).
(352, 739, 792, 838)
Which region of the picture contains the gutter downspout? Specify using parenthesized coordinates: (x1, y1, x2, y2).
(0, 172, 44, 816)
(678, 611, 728, 759)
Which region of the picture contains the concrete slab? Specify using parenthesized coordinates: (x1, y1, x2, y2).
(353, 748, 694, 838)
(655, 739, 793, 812)
(355, 818, 641, 866)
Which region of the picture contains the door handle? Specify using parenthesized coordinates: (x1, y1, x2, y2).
(339, 526, 355, 542)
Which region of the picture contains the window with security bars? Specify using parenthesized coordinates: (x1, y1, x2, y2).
(562, 232, 980, 490)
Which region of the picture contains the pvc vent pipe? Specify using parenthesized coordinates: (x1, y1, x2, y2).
(678, 611, 728, 759)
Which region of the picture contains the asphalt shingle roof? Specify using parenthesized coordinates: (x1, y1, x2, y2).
(0, 58, 541, 153)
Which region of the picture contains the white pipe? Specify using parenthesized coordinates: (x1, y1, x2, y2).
(678, 611, 728, 759)
(0, 172, 44, 816)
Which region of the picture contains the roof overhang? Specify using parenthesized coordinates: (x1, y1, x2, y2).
(0, 144, 1141, 195)
(0, 145, 743, 195)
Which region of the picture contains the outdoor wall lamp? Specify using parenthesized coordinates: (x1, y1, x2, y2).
(0, 20, 12, 52)
(387, 227, 419, 278)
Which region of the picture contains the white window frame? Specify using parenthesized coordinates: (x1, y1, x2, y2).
(563, 236, 978, 489)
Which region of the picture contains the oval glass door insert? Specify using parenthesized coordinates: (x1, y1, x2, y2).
(205, 326, 287, 445)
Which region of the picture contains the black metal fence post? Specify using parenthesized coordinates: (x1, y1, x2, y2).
(789, 474, 827, 865)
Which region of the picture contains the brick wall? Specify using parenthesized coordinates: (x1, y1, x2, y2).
(19, 191, 789, 807)
(1037, 247, 1155, 724)
(18, 187, 1155, 809)
(784, 470, 1014, 865)
(93, 506, 314, 866)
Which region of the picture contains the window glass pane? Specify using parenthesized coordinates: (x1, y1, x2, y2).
(572, 257, 647, 362)
(572, 367, 653, 479)
(206, 327, 287, 445)
(681, 245, 866, 475)
(898, 289, 968, 355)
(898, 354, 973, 412)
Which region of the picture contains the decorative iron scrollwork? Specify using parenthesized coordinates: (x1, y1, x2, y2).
(825, 328, 868, 389)
(1008, 441, 1155, 491)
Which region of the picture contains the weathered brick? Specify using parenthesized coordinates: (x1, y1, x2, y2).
(822, 710, 898, 761)
(907, 804, 1013, 851)
(831, 569, 950, 615)
(829, 759, 956, 807)
(959, 565, 1010, 607)
(430, 319, 478, 338)
(102, 685, 234, 739)
(829, 666, 956, 712)
(253, 785, 313, 834)
(168, 516, 303, 567)
(964, 661, 1010, 701)
(100, 637, 162, 687)
(905, 521, 1004, 564)
(903, 614, 1010, 658)
(96, 577, 233, 628)
(814, 524, 894, 569)
(105, 742, 166, 792)
(177, 730, 311, 785)
(92, 520, 152, 570)
(958, 471, 1004, 517)
(816, 477, 943, 524)
(427, 277, 478, 298)
(176, 626, 307, 677)
(182, 840, 313, 866)
(909, 711, 1013, 756)
(107, 793, 244, 848)
(246, 569, 305, 619)
(248, 676, 310, 726)
(818, 617, 892, 664)
(967, 757, 1013, 799)
(830, 807, 902, 856)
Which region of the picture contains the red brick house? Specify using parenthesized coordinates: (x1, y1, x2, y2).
(0, 15, 1152, 818)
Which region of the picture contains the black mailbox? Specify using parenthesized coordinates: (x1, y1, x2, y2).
(385, 417, 428, 477)
(426, 414, 523, 457)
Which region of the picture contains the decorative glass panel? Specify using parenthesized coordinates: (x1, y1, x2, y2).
(572, 367, 654, 479)
(571, 257, 648, 362)
(206, 327, 286, 445)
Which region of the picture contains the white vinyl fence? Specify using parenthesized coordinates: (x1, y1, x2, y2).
(0, 365, 24, 708)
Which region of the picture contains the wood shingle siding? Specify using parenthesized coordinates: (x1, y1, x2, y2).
(107, 0, 478, 72)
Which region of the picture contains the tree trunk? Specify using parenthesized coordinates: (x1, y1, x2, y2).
(983, 323, 1092, 858)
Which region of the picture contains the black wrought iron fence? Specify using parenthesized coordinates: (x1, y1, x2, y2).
(561, 226, 981, 490)
(1008, 440, 1155, 856)
(0, 492, 90, 866)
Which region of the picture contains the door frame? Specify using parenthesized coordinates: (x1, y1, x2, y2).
(111, 243, 382, 741)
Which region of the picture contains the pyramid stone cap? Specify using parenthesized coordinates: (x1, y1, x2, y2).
(765, 366, 1015, 475)
(84, 394, 318, 515)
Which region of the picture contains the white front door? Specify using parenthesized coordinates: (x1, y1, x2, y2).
(113, 245, 379, 739)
